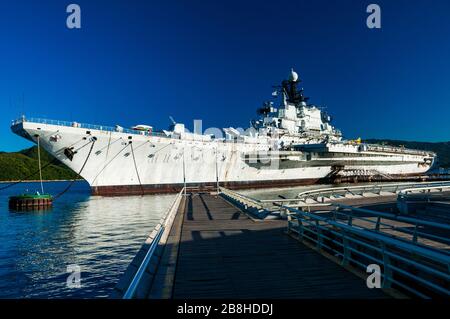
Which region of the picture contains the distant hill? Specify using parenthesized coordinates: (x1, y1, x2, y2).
(0, 146, 78, 181)
(364, 139, 450, 168)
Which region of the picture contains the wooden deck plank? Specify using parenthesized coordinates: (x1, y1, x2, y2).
(170, 193, 387, 299)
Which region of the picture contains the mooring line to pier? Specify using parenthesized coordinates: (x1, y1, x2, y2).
(36, 136, 44, 194)
(133, 140, 151, 151)
(95, 136, 122, 154)
(54, 136, 88, 156)
(148, 142, 173, 157)
(130, 142, 144, 195)
(91, 142, 131, 184)
(96, 133, 115, 187)
(0, 157, 60, 191)
(54, 138, 97, 200)
(73, 139, 96, 153)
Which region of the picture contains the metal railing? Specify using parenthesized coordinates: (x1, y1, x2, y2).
(399, 184, 450, 196)
(365, 144, 435, 157)
(219, 187, 264, 206)
(13, 117, 169, 138)
(122, 187, 185, 299)
(232, 182, 450, 211)
(219, 182, 450, 216)
(219, 187, 449, 296)
(397, 184, 450, 215)
(332, 204, 450, 246)
(286, 204, 450, 298)
(219, 187, 278, 218)
(293, 181, 450, 202)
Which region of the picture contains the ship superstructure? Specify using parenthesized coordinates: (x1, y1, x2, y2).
(11, 69, 436, 195)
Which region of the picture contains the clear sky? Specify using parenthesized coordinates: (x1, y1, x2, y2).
(1, 0, 450, 151)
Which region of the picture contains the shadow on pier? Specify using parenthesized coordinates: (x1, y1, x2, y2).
(150, 193, 387, 299)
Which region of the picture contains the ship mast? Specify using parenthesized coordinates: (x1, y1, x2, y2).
(281, 68, 310, 107)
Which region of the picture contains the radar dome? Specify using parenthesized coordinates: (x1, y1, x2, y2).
(289, 68, 299, 82)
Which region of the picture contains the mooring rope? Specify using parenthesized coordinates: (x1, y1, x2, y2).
(91, 142, 131, 184)
(130, 141, 144, 195)
(53, 138, 97, 200)
(36, 136, 44, 194)
(93, 135, 122, 187)
(73, 139, 96, 153)
(54, 136, 87, 156)
(147, 142, 173, 159)
(97, 135, 122, 154)
(0, 156, 61, 192)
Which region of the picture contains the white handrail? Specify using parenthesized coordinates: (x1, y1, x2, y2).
(122, 227, 164, 299)
(122, 187, 185, 299)
(399, 185, 450, 196)
(13, 117, 169, 138)
(294, 181, 450, 200)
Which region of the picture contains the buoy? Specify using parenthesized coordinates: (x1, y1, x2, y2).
(8, 135, 54, 211)
(9, 193, 53, 210)
(5, 134, 95, 210)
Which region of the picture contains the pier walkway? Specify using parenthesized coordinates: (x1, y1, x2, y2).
(114, 192, 388, 299)
(171, 194, 387, 298)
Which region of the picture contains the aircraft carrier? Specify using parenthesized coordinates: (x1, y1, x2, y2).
(11, 69, 436, 195)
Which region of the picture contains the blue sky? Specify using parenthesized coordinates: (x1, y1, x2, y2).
(1, 0, 450, 151)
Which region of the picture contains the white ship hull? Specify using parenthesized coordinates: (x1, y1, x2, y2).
(12, 121, 434, 195)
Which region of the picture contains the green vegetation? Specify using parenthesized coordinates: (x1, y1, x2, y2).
(364, 139, 450, 168)
(0, 146, 78, 181)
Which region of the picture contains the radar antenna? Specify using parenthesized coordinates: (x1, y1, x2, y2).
(281, 68, 309, 106)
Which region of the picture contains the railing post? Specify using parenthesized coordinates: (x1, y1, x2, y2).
(375, 216, 381, 231)
(342, 233, 350, 266)
(283, 207, 289, 219)
(297, 216, 304, 240)
(316, 220, 322, 250)
(287, 215, 292, 233)
(380, 242, 392, 289)
(412, 223, 419, 243)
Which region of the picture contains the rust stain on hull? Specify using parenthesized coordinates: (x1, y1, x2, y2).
(91, 178, 321, 196)
(90, 173, 440, 196)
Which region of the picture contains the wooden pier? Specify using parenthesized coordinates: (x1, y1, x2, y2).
(114, 192, 389, 299)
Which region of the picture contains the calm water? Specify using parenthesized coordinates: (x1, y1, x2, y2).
(0, 180, 395, 298)
(0, 181, 176, 298)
